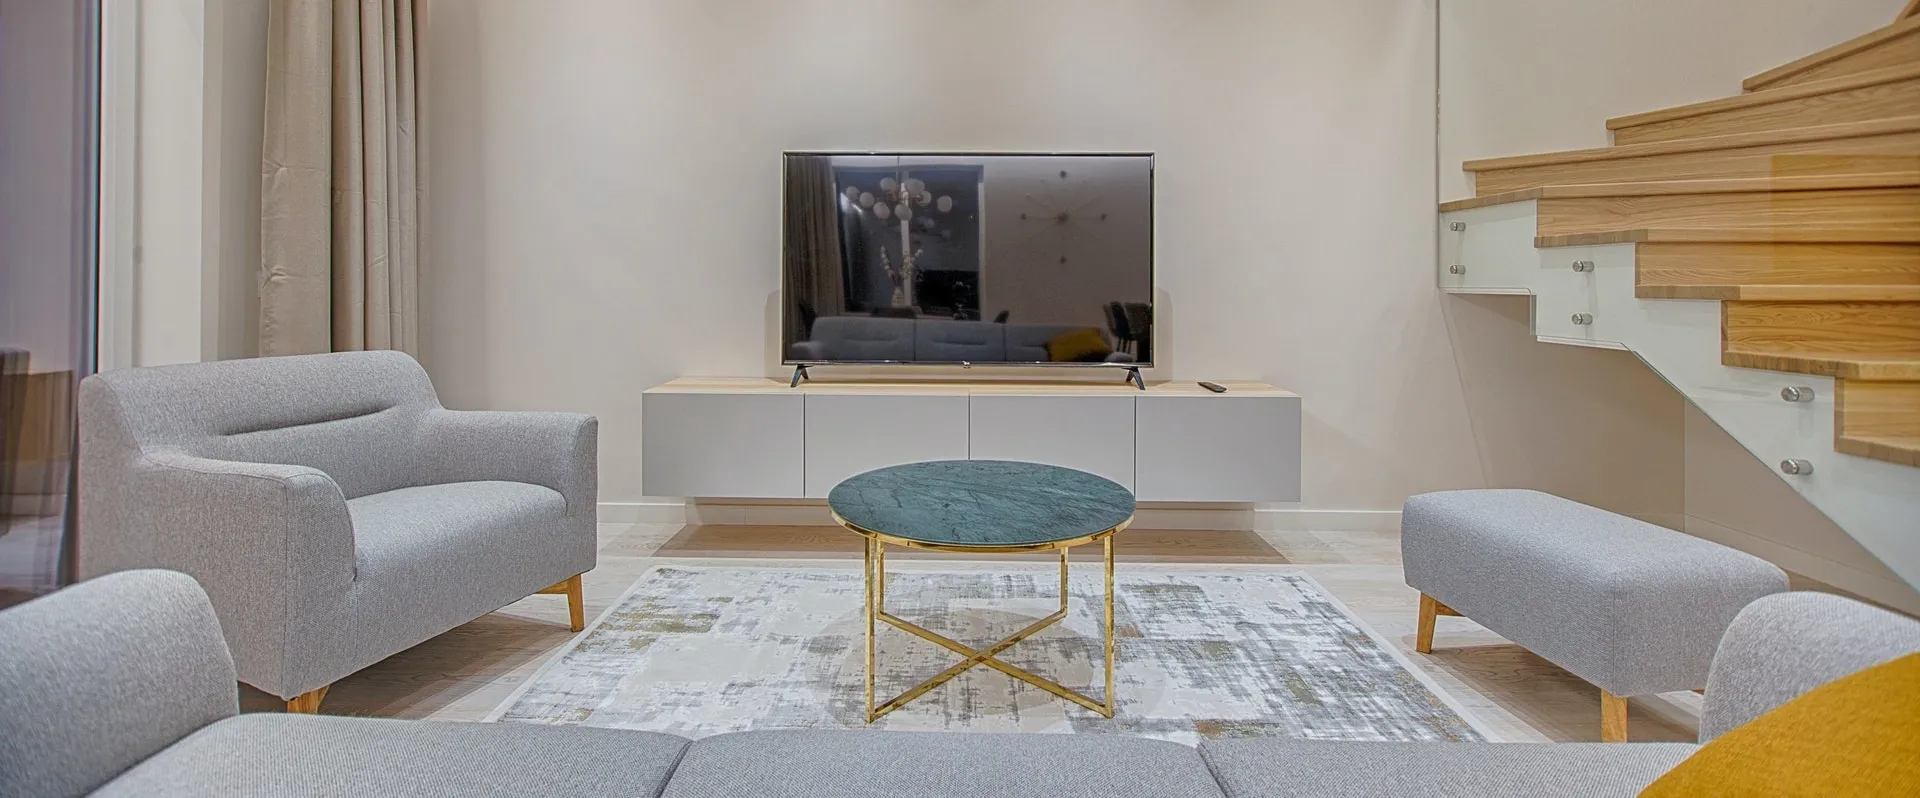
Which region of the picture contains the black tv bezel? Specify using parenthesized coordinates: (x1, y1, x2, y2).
(780, 150, 1156, 369)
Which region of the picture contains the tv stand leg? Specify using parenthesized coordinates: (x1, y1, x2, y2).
(1122, 367, 1144, 391)
(790, 364, 811, 388)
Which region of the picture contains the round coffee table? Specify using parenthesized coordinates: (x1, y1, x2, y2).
(827, 459, 1135, 722)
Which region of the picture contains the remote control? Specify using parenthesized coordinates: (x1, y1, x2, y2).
(1198, 381, 1227, 393)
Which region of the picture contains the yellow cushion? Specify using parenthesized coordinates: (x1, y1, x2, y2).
(1044, 327, 1112, 362)
(1639, 652, 1920, 797)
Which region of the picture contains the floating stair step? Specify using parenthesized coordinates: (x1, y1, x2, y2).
(1465, 117, 1920, 196)
(1745, 14, 1920, 92)
(1610, 64, 1920, 145)
(1638, 284, 1920, 301)
(1722, 352, 1920, 381)
(1634, 242, 1920, 288)
(1837, 380, 1920, 467)
(1724, 299, 1920, 353)
(1535, 187, 1920, 238)
(1535, 228, 1920, 248)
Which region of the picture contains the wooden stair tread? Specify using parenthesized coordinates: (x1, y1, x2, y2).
(1723, 351, 1920, 381)
(1440, 172, 1920, 212)
(1745, 14, 1920, 92)
(1637, 284, 1920, 301)
(1463, 116, 1920, 173)
(1536, 228, 1920, 247)
(1609, 63, 1920, 132)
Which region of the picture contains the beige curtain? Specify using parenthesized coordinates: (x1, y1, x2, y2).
(261, 0, 421, 356)
(783, 155, 846, 343)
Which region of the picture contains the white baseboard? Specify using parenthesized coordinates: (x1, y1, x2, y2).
(598, 500, 1401, 534)
(1682, 515, 1920, 615)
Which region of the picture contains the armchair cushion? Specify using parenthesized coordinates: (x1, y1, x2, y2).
(93, 715, 689, 797)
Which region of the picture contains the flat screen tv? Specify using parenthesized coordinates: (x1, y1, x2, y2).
(782, 152, 1154, 371)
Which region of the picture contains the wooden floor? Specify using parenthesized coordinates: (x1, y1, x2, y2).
(261, 523, 1708, 743)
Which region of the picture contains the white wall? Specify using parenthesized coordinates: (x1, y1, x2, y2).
(421, 0, 1693, 524)
(1440, 0, 1918, 608)
(108, 0, 264, 369)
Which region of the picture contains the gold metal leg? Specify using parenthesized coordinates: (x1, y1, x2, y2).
(1105, 533, 1121, 713)
(860, 531, 1119, 723)
(1059, 547, 1070, 613)
(864, 536, 876, 722)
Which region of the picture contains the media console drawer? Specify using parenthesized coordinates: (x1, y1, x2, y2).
(640, 378, 1301, 503)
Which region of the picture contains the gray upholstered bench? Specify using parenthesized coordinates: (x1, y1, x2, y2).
(1400, 489, 1788, 741)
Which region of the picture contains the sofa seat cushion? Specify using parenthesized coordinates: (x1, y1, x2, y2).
(1400, 489, 1787, 696)
(93, 715, 689, 797)
(312, 481, 581, 692)
(661, 730, 1224, 798)
(1200, 739, 1694, 798)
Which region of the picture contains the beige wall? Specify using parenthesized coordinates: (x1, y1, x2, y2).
(419, 0, 1691, 524)
(1440, 0, 1902, 200)
(1440, 0, 1917, 607)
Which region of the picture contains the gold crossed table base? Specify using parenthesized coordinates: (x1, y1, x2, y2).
(861, 531, 1117, 723)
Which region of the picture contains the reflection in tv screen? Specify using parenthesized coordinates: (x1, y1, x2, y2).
(782, 153, 1153, 367)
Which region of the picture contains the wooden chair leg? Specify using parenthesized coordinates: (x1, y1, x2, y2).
(286, 685, 329, 714)
(540, 574, 586, 632)
(1415, 593, 1439, 653)
(1601, 690, 1629, 742)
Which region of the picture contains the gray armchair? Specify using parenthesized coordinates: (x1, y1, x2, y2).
(76, 351, 596, 712)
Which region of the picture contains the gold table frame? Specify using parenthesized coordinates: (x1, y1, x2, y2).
(838, 512, 1131, 723)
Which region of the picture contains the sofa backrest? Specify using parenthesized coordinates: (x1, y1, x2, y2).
(805, 316, 916, 361)
(79, 350, 440, 500)
(0, 570, 238, 798)
(914, 318, 1007, 362)
(801, 316, 1114, 363)
(1700, 591, 1920, 741)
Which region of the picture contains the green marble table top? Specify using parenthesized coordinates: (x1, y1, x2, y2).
(827, 460, 1136, 549)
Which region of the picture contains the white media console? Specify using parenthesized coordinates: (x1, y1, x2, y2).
(641, 377, 1301, 502)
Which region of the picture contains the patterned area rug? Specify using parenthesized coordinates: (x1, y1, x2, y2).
(491, 562, 1486, 744)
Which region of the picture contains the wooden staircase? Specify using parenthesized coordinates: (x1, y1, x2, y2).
(1438, 7, 1920, 588)
(1449, 11, 1920, 470)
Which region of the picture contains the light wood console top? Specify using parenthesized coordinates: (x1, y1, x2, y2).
(647, 376, 1295, 398)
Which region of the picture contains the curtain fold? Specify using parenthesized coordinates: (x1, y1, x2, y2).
(784, 156, 846, 343)
(262, 0, 421, 356)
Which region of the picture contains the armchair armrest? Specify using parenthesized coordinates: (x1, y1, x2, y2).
(0, 570, 237, 797)
(415, 409, 598, 517)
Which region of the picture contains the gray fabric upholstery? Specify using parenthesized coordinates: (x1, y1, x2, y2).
(662, 730, 1225, 798)
(791, 316, 1124, 363)
(94, 714, 689, 798)
(0, 570, 237, 798)
(1699, 590, 1920, 741)
(914, 318, 1007, 362)
(1402, 489, 1788, 696)
(1200, 739, 1695, 798)
(792, 316, 916, 361)
(78, 351, 598, 699)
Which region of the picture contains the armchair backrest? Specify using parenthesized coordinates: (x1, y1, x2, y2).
(80, 351, 440, 500)
(1699, 591, 1920, 741)
(0, 570, 238, 798)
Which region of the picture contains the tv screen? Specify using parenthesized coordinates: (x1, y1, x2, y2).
(782, 152, 1154, 367)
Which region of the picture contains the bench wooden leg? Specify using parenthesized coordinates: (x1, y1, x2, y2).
(1415, 593, 1457, 653)
(1416, 594, 1438, 653)
(286, 685, 329, 714)
(540, 574, 586, 632)
(1601, 690, 1628, 742)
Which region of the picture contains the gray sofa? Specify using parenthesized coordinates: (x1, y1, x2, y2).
(5, 569, 1918, 797)
(791, 315, 1135, 363)
(75, 352, 598, 713)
